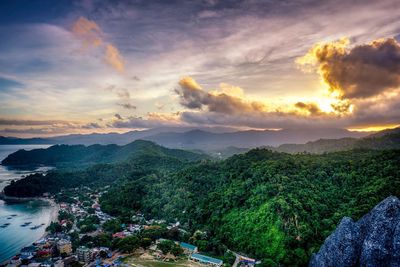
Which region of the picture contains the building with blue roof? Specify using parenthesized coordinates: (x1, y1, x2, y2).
(190, 253, 223, 266)
(180, 242, 198, 253)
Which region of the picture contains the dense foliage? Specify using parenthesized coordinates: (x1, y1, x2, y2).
(4, 139, 400, 266)
(4, 141, 205, 197)
(1, 140, 207, 166)
(275, 129, 400, 154)
(100, 149, 400, 266)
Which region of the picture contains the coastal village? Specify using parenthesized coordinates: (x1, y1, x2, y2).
(0, 187, 257, 267)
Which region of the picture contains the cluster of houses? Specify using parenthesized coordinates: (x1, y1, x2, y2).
(2, 186, 259, 267)
(2, 234, 115, 267)
(59, 198, 113, 226)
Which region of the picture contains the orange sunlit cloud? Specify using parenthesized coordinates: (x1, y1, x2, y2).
(72, 17, 125, 73)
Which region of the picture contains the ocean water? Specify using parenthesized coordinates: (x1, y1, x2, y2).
(0, 145, 53, 263)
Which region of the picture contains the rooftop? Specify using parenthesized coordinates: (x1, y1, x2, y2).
(190, 253, 223, 265)
(180, 242, 197, 251)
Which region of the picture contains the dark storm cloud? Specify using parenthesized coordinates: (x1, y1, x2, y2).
(298, 38, 400, 99)
(176, 77, 267, 114)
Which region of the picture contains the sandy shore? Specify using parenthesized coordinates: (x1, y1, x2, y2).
(39, 198, 59, 239)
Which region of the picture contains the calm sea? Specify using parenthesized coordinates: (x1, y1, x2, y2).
(0, 145, 53, 263)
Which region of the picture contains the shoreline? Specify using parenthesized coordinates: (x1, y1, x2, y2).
(2, 195, 60, 239)
(0, 195, 59, 264)
(0, 192, 60, 231)
(40, 197, 59, 239)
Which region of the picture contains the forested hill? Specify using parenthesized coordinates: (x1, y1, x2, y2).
(3, 143, 400, 265)
(275, 127, 400, 154)
(1, 140, 207, 167)
(97, 148, 400, 266)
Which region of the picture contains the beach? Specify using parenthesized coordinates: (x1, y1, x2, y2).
(41, 198, 59, 238)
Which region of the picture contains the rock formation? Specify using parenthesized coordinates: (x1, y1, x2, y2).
(310, 196, 400, 267)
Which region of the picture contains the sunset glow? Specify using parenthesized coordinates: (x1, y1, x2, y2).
(0, 0, 399, 137)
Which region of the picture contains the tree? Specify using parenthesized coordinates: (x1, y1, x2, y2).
(157, 240, 183, 256)
(113, 236, 140, 253)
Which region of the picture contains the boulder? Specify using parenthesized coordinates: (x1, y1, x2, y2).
(310, 196, 400, 267)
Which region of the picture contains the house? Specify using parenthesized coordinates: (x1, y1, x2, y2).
(54, 259, 64, 267)
(77, 246, 92, 263)
(239, 255, 257, 267)
(10, 256, 21, 265)
(112, 232, 126, 239)
(37, 249, 52, 258)
(57, 239, 72, 255)
(61, 256, 77, 267)
(128, 224, 142, 233)
(180, 242, 198, 254)
(21, 246, 37, 257)
(189, 253, 223, 267)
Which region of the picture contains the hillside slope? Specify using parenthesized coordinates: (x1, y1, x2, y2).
(3, 144, 400, 266)
(1, 140, 207, 166)
(275, 127, 400, 154)
(99, 148, 400, 265)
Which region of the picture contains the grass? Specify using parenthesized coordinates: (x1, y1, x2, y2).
(123, 257, 203, 267)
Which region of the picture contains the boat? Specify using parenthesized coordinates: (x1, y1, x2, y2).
(0, 223, 10, 228)
(30, 225, 42, 230)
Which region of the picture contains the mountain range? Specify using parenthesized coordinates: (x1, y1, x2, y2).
(0, 127, 370, 149)
(1, 126, 399, 156)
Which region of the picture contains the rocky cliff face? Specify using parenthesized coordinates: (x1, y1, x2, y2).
(310, 196, 400, 267)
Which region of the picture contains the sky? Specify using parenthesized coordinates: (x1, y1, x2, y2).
(1, 0, 400, 137)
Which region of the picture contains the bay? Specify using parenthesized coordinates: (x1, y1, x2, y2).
(0, 145, 53, 263)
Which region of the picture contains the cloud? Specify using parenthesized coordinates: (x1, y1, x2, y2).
(179, 110, 339, 130)
(106, 85, 136, 109)
(114, 113, 123, 120)
(71, 16, 125, 72)
(176, 76, 267, 114)
(110, 112, 181, 128)
(0, 119, 107, 137)
(105, 44, 125, 73)
(178, 76, 202, 91)
(118, 103, 137, 110)
(0, 118, 73, 126)
(106, 85, 130, 99)
(71, 16, 103, 48)
(294, 102, 325, 116)
(0, 127, 62, 135)
(297, 38, 400, 99)
(81, 122, 102, 129)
